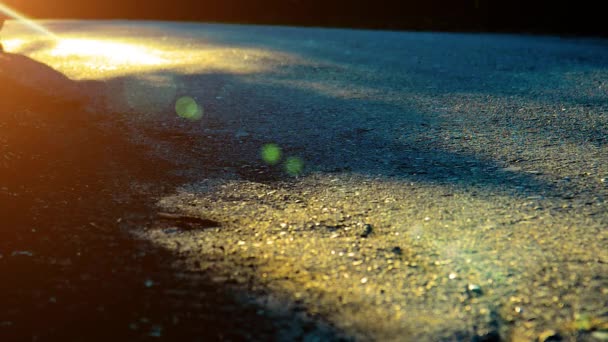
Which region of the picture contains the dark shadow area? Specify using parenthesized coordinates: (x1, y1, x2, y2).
(0, 55, 350, 340)
(4, 0, 608, 36)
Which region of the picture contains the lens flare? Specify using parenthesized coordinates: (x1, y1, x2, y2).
(284, 157, 304, 176)
(261, 144, 282, 165)
(175, 96, 203, 121)
(0, 3, 58, 39)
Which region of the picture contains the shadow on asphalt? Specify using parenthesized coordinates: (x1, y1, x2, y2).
(1, 54, 348, 340)
(159, 24, 607, 148)
(102, 69, 565, 198)
(89, 25, 607, 196)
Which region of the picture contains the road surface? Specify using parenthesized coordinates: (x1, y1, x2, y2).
(1, 21, 607, 341)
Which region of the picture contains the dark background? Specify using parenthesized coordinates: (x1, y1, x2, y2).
(3, 0, 606, 36)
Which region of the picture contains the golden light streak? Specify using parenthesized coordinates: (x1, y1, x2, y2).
(0, 3, 58, 39)
(50, 39, 167, 66)
(4, 21, 306, 79)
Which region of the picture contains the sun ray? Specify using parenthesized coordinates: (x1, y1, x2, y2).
(0, 2, 58, 39)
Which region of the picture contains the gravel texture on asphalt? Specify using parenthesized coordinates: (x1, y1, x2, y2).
(2, 21, 608, 341)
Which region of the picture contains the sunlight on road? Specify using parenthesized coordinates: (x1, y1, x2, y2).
(2, 38, 27, 51)
(3, 36, 171, 78)
(50, 38, 167, 66)
(2, 22, 293, 79)
(2, 21, 303, 116)
(5, 36, 283, 79)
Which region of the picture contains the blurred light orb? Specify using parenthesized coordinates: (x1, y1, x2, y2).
(175, 96, 203, 121)
(285, 157, 304, 176)
(261, 144, 282, 165)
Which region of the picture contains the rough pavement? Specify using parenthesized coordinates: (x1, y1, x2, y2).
(2, 21, 608, 341)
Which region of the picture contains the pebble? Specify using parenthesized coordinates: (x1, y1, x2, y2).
(538, 329, 561, 342)
(360, 224, 373, 238)
(162, 227, 180, 235)
(466, 284, 483, 297)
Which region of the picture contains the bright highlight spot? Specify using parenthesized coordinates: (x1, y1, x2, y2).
(261, 144, 282, 165)
(50, 39, 166, 66)
(1, 38, 27, 52)
(284, 157, 304, 176)
(175, 96, 203, 121)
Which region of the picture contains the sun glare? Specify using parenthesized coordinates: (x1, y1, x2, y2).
(0, 3, 58, 39)
(2, 38, 26, 51)
(50, 39, 167, 66)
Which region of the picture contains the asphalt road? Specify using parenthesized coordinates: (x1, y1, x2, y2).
(2, 21, 607, 341)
